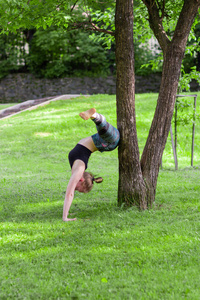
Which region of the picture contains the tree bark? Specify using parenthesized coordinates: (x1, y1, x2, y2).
(140, 46, 185, 204)
(115, 0, 147, 209)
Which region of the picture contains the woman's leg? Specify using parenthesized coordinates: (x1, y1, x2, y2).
(91, 113, 119, 144)
(79, 108, 120, 152)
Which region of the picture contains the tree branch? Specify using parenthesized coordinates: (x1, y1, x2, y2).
(71, 0, 79, 12)
(160, 0, 165, 21)
(172, 0, 200, 46)
(90, 22, 115, 35)
(141, 0, 150, 8)
(71, 21, 115, 36)
(142, 0, 170, 53)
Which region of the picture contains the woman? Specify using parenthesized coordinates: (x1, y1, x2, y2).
(63, 108, 120, 221)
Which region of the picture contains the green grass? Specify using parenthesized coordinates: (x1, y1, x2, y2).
(0, 103, 18, 110)
(0, 93, 200, 299)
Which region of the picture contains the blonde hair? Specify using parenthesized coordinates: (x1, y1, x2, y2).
(83, 172, 103, 193)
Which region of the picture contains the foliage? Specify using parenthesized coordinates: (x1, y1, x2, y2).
(0, 32, 26, 78)
(0, 0, 115, 33)
(138, 1, 200, 87)
(140, 52, 163, 74)
(0, 0, 71, 33)
(179, 66, 200, 92)
(181, 21, 200, 85)
(26, 27, 112, 78)
(89, 7, 115, 49)
(0, 29, 159, 78)
(1, 93, 200, 298)
(173, 99, 199, 129)
(87, 1, 200, 79)
(183, 23, 200, 73)
(0, 1, 199, 80)
(134, 42, 159, 76)
(0, 1, 117, 78)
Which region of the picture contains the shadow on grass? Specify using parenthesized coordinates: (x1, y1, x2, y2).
(0, 197, 119, 224)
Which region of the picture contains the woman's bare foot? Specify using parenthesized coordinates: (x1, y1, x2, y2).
(79, 108, 96, 120)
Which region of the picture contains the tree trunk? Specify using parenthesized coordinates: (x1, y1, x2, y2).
(141, 44, 185, 205)
(115, 0, 200, 209)
(115, 0, 147, 209)
(140, 0, 200, 206)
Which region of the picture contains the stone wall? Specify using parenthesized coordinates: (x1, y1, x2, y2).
(0, 73, 199, 103)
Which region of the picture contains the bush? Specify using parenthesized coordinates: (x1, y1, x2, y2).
(26, 28, 112, 78)
(0, 32, 25, 78)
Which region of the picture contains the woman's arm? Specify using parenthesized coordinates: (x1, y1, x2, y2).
(63, 162, 85, 221)
(63, 188, 77, 222)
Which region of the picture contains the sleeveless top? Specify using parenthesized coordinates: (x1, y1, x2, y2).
(68, 144, 92, 170)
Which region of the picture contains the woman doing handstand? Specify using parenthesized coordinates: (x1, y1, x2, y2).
(63, 108, 120, 221)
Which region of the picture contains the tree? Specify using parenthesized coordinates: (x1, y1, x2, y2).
(115, 0, 147, 209)
(138, 0, 200, 206)
(0, 0, 200, 208)
(114, 0, 200, 208)
(86, 0, 200, 208)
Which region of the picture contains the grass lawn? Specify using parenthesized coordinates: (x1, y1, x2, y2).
(0, 103, 18, 110)
(0, 93, 200, 299)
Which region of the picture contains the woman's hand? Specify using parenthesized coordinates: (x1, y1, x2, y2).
(63, 217, 77, 222)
